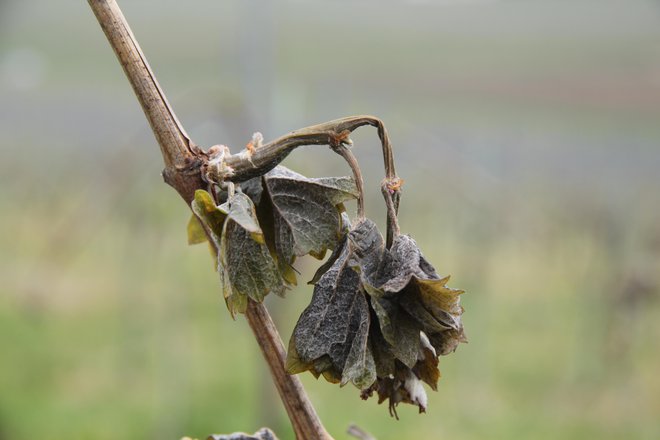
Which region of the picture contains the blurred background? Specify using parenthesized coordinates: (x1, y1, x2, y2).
(2, 0, 660, 439)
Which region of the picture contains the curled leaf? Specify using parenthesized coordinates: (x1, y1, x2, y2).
(355, 220, 466, 415)
(358, 231, 466, 355)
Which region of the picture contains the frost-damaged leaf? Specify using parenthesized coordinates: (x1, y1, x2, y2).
(428, 327, 468, 356)
(360, 332, 438, 417)
(346, 220, 466, 416)
(368, 311, 396, 379)
(341, 293, 376, 389)
(348, 218, 385, 278)
(308, 213, 351, 285)
(219, 192, 263, 243)
(287, 238, 376, 389)
(361, 365, 429, 418)
(359, 232, 466, 354)
(219, 247, 247, 317)
(289, 215, 465, 414)
(369, 296, 421, 369)
(261, 166, 358, 273)
(208, 427, 279, 440)
(219, 192, 285, 316)
(249, 183, 298, 287)
(414, 332, 440, 390)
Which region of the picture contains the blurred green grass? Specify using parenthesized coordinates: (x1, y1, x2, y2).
(2, 149, 659, 439)
(2, 1, 660, 439)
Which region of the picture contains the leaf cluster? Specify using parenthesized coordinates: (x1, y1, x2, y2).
(287, 219, 466, 417)
(189, 166, 358, 316)
(188, 128, 466, 417)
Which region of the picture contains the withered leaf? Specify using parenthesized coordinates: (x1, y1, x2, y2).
(428, 327, 468, 356)
(369, 295, 421, 369)
(358, 231, 465, 353)
(361, 332, 441, 416)
(261, 166, 358, 273)
(341, 293, 376, 389)
(219, 191, 263, 241)
(368, 312, 396, 379)
(218, 191, 285, 316)
(414, 332, 440, 391)
(287, 235, 376, 389)
(347, 218, 385, 278)
(308, 212, 351, 285)
(346, 220, 465, 415)
(218, 248, 247, 317)
(361, 364, 430, 418)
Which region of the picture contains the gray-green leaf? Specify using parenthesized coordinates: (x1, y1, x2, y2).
(287, 239, 375, 388)
(218, 192, 285, 316)
(262, 166, 358, 268)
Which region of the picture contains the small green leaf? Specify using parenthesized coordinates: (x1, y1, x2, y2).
(186, 214, 208, 245)
(190, 189, 226, 251)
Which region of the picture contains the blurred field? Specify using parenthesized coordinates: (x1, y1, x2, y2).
(2, 0, 660, 439)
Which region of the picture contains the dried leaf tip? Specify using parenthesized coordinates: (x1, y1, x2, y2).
(246, 132, 264, 154)
(384, 177, 404, 193)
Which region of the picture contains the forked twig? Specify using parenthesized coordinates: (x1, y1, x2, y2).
(87, 1, 330, 439)
(219, 115, 403, 246)
(89, 1, 405, 438)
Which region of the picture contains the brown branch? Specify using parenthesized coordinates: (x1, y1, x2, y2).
(222, 115, 401, 246)
(224, 115, 397, 182)
(332, 144, 365, 219)
(88, 0, 194, 169)
(86, 1, 330, 439)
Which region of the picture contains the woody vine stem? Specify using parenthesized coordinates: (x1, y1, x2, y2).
(87, 0, 401, 438)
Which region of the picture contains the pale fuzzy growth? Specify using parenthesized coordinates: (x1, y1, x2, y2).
(208, 144, 229, 165)
(206, 145, 234, 182)
(251, 132, 264, 149)
(404, 370, 428, 411)
(245, 132, 263, 159)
